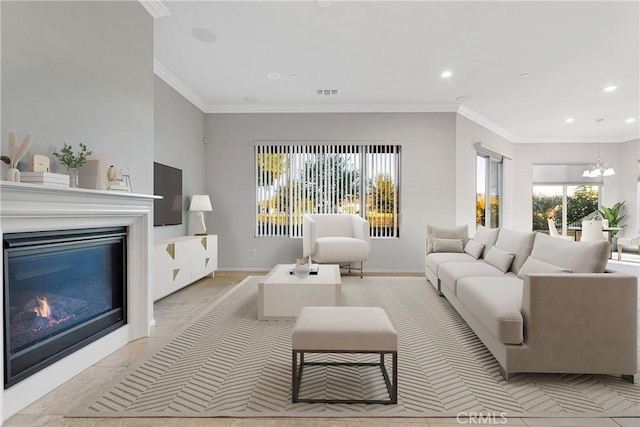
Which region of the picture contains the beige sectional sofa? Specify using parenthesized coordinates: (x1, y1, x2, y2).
(425, 224, 638, 382)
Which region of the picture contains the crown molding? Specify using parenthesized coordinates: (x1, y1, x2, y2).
(153, 60, 208, 112)
(152, 60, 640, 144)
(457, 105, 519, 143)
(204, 104, 460, 114)
(514, 134, 640, 144)
(457, 105, 640, 144)
(138, 1, 171, 19)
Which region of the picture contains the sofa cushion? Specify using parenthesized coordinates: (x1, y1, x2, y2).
(529, 232, 610, 273)
(425, 252, 478, 275)
(432, 238, 464, 253)
(484, 246, 515, 273)
(464, 239, 485, 259)
(427, 225, 469, 254)
(457, 277, 524, 344)
(494, 228, 536, 274)
(314, 237, 369, 263)
(439, 262, 509, 295)
(516, 256, 571, 279)
(472, 225, 500, 258)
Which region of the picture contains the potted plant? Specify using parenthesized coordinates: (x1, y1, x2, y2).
(598, 201, 627, 251)
(52, 143, 92, 187)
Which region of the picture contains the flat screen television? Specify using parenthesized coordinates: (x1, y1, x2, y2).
(153, 162, 183, 226)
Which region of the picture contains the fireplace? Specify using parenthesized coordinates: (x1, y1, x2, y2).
(3, 227, 127, 388)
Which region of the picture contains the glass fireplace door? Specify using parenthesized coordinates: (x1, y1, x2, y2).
(3, 227, 127, 387)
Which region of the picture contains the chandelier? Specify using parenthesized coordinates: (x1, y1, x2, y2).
(582, 157, 615, 177)
(582, 119, 615, 178)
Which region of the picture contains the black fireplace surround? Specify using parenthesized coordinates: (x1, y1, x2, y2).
(3, 227, 127, 388)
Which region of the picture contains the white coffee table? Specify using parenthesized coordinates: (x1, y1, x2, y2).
(258, 264, 341, 320)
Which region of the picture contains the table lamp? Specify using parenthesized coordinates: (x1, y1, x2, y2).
(189, 195, 212, 236)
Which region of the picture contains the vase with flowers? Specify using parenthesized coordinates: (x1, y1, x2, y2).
(52, 143, 92, 187)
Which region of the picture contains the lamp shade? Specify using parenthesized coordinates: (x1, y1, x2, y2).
(189, 195, 212, 212)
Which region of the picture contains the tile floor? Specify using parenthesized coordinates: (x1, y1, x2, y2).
(4, 272, 638, 427)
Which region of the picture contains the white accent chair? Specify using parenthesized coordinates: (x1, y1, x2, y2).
(617, 235, 640, 261)
(547, 219, 573, 241)
(581, 220, 606, 242)
(303, 214, 370, 278)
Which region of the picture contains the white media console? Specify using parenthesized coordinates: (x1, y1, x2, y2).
(153, 235, 218, 301)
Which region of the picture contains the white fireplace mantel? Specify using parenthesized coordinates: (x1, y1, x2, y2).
(0, 182, 159, 422)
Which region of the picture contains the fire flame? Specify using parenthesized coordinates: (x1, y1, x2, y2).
(32, 296, 51, 318)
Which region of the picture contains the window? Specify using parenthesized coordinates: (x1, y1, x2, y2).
(255, 143, 401, 238)
(476, 154, 502, 228)
(532, 184, 600, 238)
(531, 164, 602, 237)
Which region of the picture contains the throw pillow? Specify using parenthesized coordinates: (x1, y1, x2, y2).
(426, 224, 469, 253)
(472, 225, 501, 258)
(432, 238, 464, 253)
(464, 239, 485, 259)
(517, 256, 572, 279)
(484, 246, 515, 273)
(494, 228, 536, 275)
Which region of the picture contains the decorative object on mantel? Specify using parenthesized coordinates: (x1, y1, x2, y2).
(5, 130, 33, 182)
(29, 154, 50, 172)
(20, 172, 69, 188)
(106, 165, 132, 193)
(582, 119, 615, 177)
(189, 195, 212, 236)
(121, 167, 133, 193)
(107, 165, 117, 182)
(52, 143, 92, 188)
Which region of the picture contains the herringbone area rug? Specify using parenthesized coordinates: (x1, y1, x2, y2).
(70, 276, 640, 418)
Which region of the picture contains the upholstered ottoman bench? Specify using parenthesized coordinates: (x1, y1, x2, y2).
(291, 306, 398, 404)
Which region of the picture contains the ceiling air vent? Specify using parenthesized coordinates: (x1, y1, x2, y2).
(316, 89, 339, 96)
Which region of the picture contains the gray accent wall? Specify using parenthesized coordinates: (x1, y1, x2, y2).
(205, 113, 456, 272)
(153, 77, 206, 239)
(1, 1, 154, 194)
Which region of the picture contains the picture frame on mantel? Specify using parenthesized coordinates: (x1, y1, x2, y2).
(77, 155, 106, 190)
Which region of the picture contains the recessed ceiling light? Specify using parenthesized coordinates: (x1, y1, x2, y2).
(242, 96, 259, 103)
(520, 73, 529, 78)
(441, 70, 453, 78)
(603, 85, 617, 92)
(565, 118, 575, 123)
(626, 118, 636, 123)
(290, 74, 298, 79)
(191, 28, 216, 43)
(455, 95, 473, 102)
(267, 72, 281, 80)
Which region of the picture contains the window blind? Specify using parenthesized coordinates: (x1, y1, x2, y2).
(255, 143, 401, 238)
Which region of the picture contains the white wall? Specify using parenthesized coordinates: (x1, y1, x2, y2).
(1, 1, 154, 194)
(205, 113, 457, 272)
(455, 115, 515, 233)
(616, 139, 639, 238)
(153, 77, 206, 239)
(511, 141, 636, 233)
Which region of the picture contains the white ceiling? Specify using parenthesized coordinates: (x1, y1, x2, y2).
(152, 1, 640, 143)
